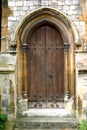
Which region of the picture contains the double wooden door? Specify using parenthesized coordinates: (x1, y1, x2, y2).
(28, 24, 64, 108)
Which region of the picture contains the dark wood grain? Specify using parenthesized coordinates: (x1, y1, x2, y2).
(28, 24, 64, 108)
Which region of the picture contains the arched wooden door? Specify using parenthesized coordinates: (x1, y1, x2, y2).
(28, 24, 64, 108)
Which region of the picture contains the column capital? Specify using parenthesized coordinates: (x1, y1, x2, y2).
(22, 43, 28, 52)
(64, 43, 70, 51)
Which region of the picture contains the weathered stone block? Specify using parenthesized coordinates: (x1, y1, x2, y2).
(73, 21, 80, 26)
(3, 87, 7, 94)
(83, 93, 87, 100)
(22, 7, 29, 11)
(13, 7, 18, 11)
(29, 6, 37, 11)
(69, 15, 78, 21)
(8, 16, 17, 21)
(57, 5, 63, 10)
(68, 10, 74, 15)
(23, 1, 28, 6)
(27, 1, 33, 6)
(16, 1, 23, 7)
(80, 21, 85, 26)
(33, 0, 40, 6)
(16, 16, 22, 21)
(62, 10, 68, 15)
(8, 21, 12, 28)
(8, 2, 16, 7)
(74, 8, 82, 15)
(70, 5, 78, 10)
(73, 0, 80, 5)
(48, 0, 58, 6)
(84, 107, 87, 114)
(2, 99, 8, 107)
(14, 11, 20, 16)
(18, 99, 28, 114)
(78, 26, 85, 33)
(65, 0, 73, 5)
(19, 11, 26, 16)
(63, 5, 69, 10)
(58, 1, 64, 5)
(16, 7, 22, 11)
(12, 22, 18, 28)
(41, 0, 48, 5)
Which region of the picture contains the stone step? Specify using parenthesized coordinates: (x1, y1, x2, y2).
(21, 109, 73, 117)
(14, 117, 78, 130)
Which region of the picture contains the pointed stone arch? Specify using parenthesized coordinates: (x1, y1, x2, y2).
(14, 7, 79, 44)
(14, 7, 79, 111)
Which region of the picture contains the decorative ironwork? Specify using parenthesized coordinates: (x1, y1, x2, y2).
(28, 44, 45, 53)
(28, 43, 64, 53)
(48, 94, 63, 103)
(28, 94, 44, 108)
(28, 93, 64, 108)
(47, 94, 64, 108)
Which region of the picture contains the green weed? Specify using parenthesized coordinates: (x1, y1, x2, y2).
(0, 113, 7, 130)
(79, 120, 87, 130)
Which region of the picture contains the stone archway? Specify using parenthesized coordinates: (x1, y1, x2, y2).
(14, 7, 79, 111)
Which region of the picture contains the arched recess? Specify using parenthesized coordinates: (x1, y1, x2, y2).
(14, 7, 79, 109)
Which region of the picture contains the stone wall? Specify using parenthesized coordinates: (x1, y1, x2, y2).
(0, 53, 17, 119)
(1, 1, 12, 51)
(1, 0, 87, 120)
(76, 52, 87, 120)
(79, 0, 87, 49)
(8, 0, 85, 42)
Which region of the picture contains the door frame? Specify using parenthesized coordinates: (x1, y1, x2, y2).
(28, 24, 65, 108)
(14, 7, 79, 111)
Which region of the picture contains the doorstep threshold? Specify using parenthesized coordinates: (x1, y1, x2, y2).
(22, 109, 74, 117)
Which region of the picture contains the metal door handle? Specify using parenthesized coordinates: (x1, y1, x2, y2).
(48, 72, 53, 78)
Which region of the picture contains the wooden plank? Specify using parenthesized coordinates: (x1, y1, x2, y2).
(28, 24, 64, 108)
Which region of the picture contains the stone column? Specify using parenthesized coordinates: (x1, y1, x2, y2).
(17, 40, 24, 99)
(64, 43, 70, 98)
(22, 43, 28, 99)
(17, 43, 29, 113)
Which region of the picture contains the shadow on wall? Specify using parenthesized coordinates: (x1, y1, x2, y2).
(8, 80, 15, 114)
(78, 96, 82, 117)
